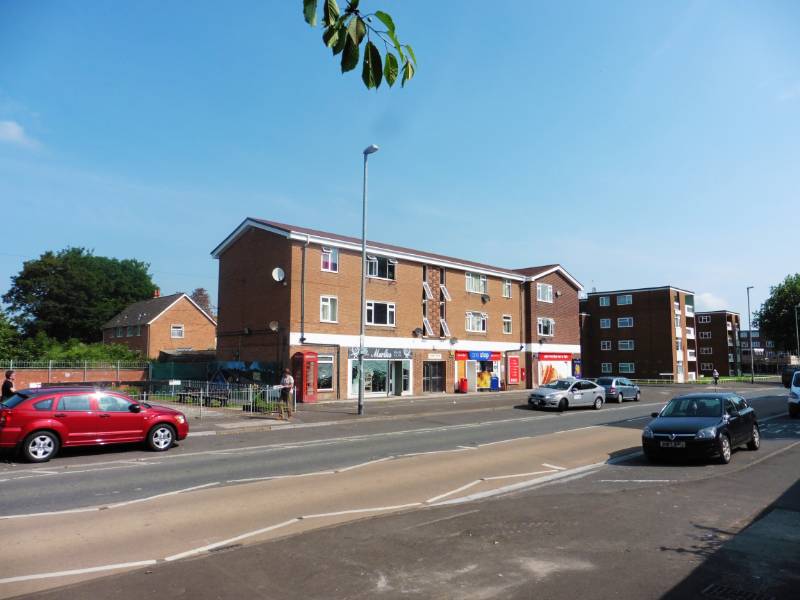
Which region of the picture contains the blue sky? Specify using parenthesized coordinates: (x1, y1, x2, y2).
(1, 1, 798, 322)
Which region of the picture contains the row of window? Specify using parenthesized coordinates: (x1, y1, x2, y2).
(601, 362, 635, 374)
(110, 325, 142, 338)
(600, 340, 635, 351)
(598, 294, 632, 307)
(698, 315, 711, 323)
(599, 317, 633, 328)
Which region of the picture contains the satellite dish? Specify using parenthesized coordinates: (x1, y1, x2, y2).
(269, 321, 280, 332)
(271, 267, 285, 282)
(413, 327, 423, 337)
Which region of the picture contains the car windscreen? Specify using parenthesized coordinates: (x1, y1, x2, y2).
(596, 377, 614, 386)
(542, 380, 572, 390)
(0, 393, 30, 409)
(794, 372, 800, 387)
(661, 397, 722, 418)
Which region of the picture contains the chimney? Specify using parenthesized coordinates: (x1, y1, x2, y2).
(153, 288, 160, 298)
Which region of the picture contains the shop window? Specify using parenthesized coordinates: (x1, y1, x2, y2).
(466, 311, 487, 333)
(601, 340, 611, 350)
(465, 272, 487, 294)
(320, 296, 338, 323)
(619, 363, 635, 374)
(321, 247, 339, 272)
(599, 296, 610, 307)
(366, 301, 396, 326)
(600, 318, 611, 329)
(537, 283, 553, 303)
(502, 315, 512, 334)
(537, 318, 555, 337)
(601, 363, 612, 373)
(317, 355, 334, 391)
(502, 280, 512, 298)
(171, 324, 184, 339)
(367, 256, 396, 280)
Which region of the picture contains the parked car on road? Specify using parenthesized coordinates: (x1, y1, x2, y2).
(789, 371, 800, 419)
(642, 393, 759, 464)
(782, 365, 799, 388)
(0, 387, 189, 462)
(528, 379, 605, 411)
(595, 377, 640, 403)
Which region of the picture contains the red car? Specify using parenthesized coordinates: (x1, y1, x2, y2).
(0, 387, 189, 462)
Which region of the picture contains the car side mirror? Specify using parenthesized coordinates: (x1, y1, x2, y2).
(651, 412, 659, 418)
(129, 403, 142, 413)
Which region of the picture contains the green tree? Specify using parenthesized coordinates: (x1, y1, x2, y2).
(190, 287, 214, 318)
(755, 273, 800, 354)
(0, 311, 21, 358)
(303, 0, 416, 89)
(2, 248, 157, 343)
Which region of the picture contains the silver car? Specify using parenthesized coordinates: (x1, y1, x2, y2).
(528, 378, 605, 411)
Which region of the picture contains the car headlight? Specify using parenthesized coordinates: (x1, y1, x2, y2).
(642, 426, 654, 439)
(175, 415, 186, 424)
(695, 426, 716, 439)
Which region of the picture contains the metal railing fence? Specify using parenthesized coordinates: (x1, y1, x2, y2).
(0, 360, 149, 370)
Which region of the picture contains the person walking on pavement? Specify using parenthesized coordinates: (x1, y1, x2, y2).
(1, 370, 16, 402)
(280, 368, 295, 417)
(712, 368, 720, 386)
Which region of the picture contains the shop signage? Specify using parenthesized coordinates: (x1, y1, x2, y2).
(427, 353, 443, 360)
(538, 353, 572, 361)
(507, 356, 520, 385)
(572, 358, 582, 378)
(348, 347, 412, 360)
(169, 380, 182, 386)
(454, 351, 502, 361)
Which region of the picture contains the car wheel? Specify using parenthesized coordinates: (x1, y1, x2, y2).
(747, 425, 760, 451)
(617, 393, 624, 404)
(718, 434, 732, 464)
(634, 391, 640, 402)
(147, 424, 176, 452)
(558, 398, 567, 412)
(790, 406, 800, 419)
(22, 431, 60, 463)
(593, 396, 603, 410)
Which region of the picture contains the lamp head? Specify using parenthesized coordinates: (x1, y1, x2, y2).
(363, 144, 379, 155)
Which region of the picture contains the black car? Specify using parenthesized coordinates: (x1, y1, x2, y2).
(642, 393, 759, 464)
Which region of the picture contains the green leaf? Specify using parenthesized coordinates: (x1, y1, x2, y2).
(347, 15, 366, 45)
(323, 0, 340, 27)
(303, 0, 318, 26)
(404, 44, 417, 66)
(387, 29, 404, 61)
(341, 33, 359, 72)
(361, 41, 382, 89)
(331, 24, 347, 55)
(374, 10, 395, 33)
(401, 59, 415, 87)
(383, 51, 398, 87)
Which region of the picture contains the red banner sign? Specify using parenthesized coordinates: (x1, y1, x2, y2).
(538, 353, 573, 361)
(507, 355, 520, 385)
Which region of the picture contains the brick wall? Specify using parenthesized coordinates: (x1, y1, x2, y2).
(11, 368, 148, 389)
(147, 296, 216, 358)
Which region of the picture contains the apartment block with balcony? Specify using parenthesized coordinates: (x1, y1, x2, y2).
(695, 311, 741, 377)
(212, 218, 583, 400)
(580, 286, 697, 381)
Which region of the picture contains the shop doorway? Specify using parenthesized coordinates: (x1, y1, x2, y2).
(423, 361, 445, 393)
(388, 361, 406, 396)
(466, 361, 478, 392)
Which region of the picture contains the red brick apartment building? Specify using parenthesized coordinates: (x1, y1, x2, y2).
(580, 286, 697, 382)
(102, 293, 217, 359)
(211, 218, 583, 400)
(695, 311, 741, 377)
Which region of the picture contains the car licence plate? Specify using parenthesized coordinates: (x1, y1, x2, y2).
(660, 441, 685, 448)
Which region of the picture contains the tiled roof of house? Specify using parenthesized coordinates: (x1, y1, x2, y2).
(103, 293, 185, 329)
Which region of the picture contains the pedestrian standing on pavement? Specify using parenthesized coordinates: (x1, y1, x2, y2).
(712, 368, 719, 386)
(1, 370, 16, 402)
(280, 368, 294, 417)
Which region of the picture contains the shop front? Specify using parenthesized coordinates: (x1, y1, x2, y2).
(422, 352, 447, 393)
(536, 352, 574, 385)
(455, 350, 502, 392)
(347, 347, 413, 398)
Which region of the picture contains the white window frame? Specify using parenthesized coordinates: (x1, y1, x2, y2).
(617, 317, 634, 328)
(698, 315, 711, 324)
(701, 362, 713, 371)
(616, 294, 633, 305)
(601, 362, 612, 373)
(440, 319, 451, 337)
(422, 281, 434, 300)
(537, 283, 553, 303)
(502, 315, 512, 335)
(537, 317, 555, 337)
(321, 247, 339, 273)
(599, 296, 610, 307)
(618, 340, 635, 351)
(320, 296, 338, 323)
(699, 331, 712, 339)
(366, 255, 396, 280)
(422, 317, 434, 336)
(601, 340, 611, 351)
(600, 318, 611, 329)
(317, 354, 334, 391)
(465, 272, 488, 294)
(465, 311, 488, 333)
(502, 280, 512, 299)
(619, 362, 635, 374)
(366, 301, 396, 327)
(440, 284, 452, 301)
(700, 347, 713, 355)
(170, 324, 185, 339)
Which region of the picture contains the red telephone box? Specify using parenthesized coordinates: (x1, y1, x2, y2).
(292, 351, 318, 403)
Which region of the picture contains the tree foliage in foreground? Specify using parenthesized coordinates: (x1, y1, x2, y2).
(303, 0, 416, 89)
(755, 273, 800, 353)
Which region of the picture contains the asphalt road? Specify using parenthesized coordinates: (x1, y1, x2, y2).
(0, 385, 789, 515)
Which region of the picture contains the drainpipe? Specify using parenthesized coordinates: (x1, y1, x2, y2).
(300, 234, 309, 344)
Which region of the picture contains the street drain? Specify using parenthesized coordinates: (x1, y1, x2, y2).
(701, 583, 774, 600)
(208, 544, 243, 553)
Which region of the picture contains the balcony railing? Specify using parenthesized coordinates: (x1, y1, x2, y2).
(687, 350, 696, 360)
(675, 326, 682, 337)
(686, 327, 695, 339)
(685, 306, 695, 317)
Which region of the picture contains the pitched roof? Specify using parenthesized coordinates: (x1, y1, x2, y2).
(103, 293, 217, 329)
(211, 218, 583, 289)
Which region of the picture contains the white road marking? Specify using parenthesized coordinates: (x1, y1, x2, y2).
(165, 519, 301, 562)
(478, 436, 531, 447)
(425, 480, 482, 504)
(483, 469, 557, 481)
(457, 445, 478, 450)
(599, 479, 676, 483)
(542, 463, 565, 471)
(336, 456, 394, 472)
(227, 470, 335, 484)
(0, 506, 100, 520)
(187, 431, 216, 437)
(0, 560, 158, 584)
(301, 503, 421, 519)
(108, 482, 219, 508)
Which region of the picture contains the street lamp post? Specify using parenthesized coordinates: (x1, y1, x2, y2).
(358, 144, 379, 416)
(746, 286, 755, 383)
(795, 304, 800, 365)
